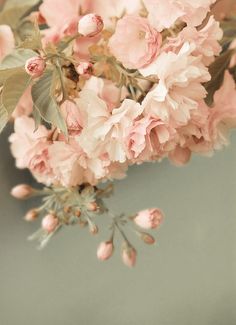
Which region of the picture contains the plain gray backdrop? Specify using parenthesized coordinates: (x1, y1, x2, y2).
(0, 127, 236, 325)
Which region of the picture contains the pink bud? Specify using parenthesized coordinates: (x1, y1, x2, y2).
(97, 241, 113, 261)
(76, 62, 93, 76)
(42, 214, 59, 233)
(139, 232, 155, 245)
(25, 56, 46, 78)
(29, 11, 46, 25)
(24, 209, 38, 221)
(122, 245, 136, 268)
(87, 201, 99, 212)
(11, 184, 34, 199)
(134, 208, 164, 229)
(78, 14, 104, 37)
(89, 223, 99, 235)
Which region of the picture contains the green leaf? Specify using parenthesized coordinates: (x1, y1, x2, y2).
(0, 49, 37, 84)
(19, 22, 43, 51)
(204, 49, 235, 106)
(0, 105, 8, 133)
(0, 5, 32, 29)
(1, 70, 32, 116)
(31, 71, 67, 134)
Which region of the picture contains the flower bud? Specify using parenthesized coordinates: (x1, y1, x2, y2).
(122, 244, 136, 268)
(87, 201, 99, 212)
(75, 209, 81, 218)
(139, 232, 155, 245)
(25, 56, 46, 78)
(24, 209, 38, 222)
(11, 184, 34, 199)
(97, 241, 113, 261)
(134, 208, 164, 229)
(42, 214, 59, 233)
(76, 61, 93, 76)
(78, 14, 104, 37)
(89, 223, 98, 235)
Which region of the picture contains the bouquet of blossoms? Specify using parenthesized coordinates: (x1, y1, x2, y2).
(1, 0, 236, 267)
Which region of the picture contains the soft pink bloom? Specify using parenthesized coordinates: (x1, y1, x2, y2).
(11, 184, 34, 199)
(169, 146, 192, 166)
(122, 246, 136, 268)
(143, 0, 216, 32)
(109, 15, 162, 69)
(77, 90, 143, 163)
(25, 56, 46, 78)
(141, 43, 210, 126)
(42, 214, 59, 233)
(60, 100, 83, 136)
(164, 16, 223, 66)
(97, 241, 114, 260)
(134, 208, 164, 229)
(0, 25, 14, 61)
(127, 115, 176, 162)
(78, 14, 104, 37)
(207, 71, 236, 150)
(84, 76, 127, 111)
(9, 117, 54, 185)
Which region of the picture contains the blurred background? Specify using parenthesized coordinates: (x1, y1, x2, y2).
(0, 128, 236, 325)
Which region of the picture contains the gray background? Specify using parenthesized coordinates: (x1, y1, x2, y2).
(0, 127, 236, 325)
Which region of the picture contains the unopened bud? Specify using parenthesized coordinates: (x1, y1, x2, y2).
(42, 214, 59, 233)
(134, 208, 164, 229)
(11, 184, 34, 199)
(122, 243, 136, 268)
(24, 209, 38, 221)
(89, 223, 98, 235)
(75, 209, 81, 218)
(78, 14, 104, 37)
(25, 56, 46, 78)
(139, 232, 155, 245)
(97, 241, 113, 261)
(87, 201, 99, 212)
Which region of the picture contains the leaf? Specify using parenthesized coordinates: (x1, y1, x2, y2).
(204, 49, 235, 106)
(0, 49, 37, 84)
(0, 105, 8, 133)
(19, 22, 43, 51)
(31, 70, 67, 134)
(1, 70, 32, 116)
(0, 5, 32, 29)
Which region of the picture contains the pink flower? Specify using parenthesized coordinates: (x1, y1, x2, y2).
(84, 76, 127, 111)
(122, 245, 136, 268)
(109, 15, 162, 69)
(25, 56, 46, 78)
(143, 0, 216, 32)
(97, 241, 114, 261)
(207, 71, 236, 150)
(127, 115, 176, 162)
(78, 14, 104, 37)
(0, 25, 14, 61)
(169, 146, 192, 166)
(9, 117, 54, 185)
(164, 16, 223, 66)
(141, 43, 210, 126)
(11, 184, 34, 199)
(42, 214, 59, 233)
(134, 208, 164, 229)
(60, 100, 83, 136)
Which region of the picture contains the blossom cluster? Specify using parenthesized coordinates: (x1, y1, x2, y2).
(1, 0, 236, 265)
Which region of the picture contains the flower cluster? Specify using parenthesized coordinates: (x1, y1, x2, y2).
(1, 0, 236, 265)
